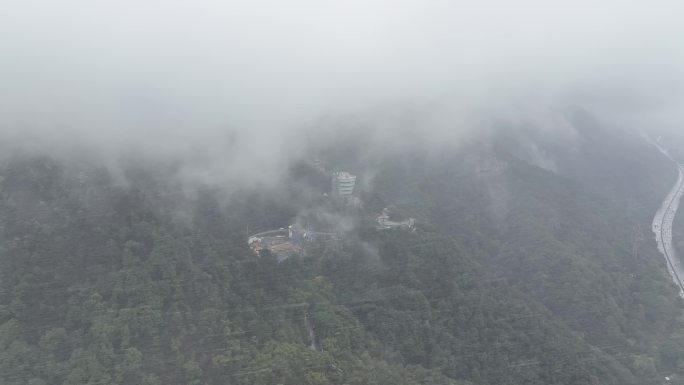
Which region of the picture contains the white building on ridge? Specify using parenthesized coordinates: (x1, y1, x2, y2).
(332, 172, 356, 197)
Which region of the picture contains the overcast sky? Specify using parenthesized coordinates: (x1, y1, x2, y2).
(1, 0, 683, 174)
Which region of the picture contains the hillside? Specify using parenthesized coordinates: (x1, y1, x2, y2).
(2, 119, 684, 385)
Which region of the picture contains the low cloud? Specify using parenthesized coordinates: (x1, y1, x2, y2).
(1, 0, 683, 184)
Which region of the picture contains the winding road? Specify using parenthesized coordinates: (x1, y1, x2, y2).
(650, 139, 684, 298)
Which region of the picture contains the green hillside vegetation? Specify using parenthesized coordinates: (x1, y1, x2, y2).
(2, 120, 684, 385)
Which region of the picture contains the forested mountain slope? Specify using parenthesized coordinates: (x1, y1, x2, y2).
(2, 118, 684, 385)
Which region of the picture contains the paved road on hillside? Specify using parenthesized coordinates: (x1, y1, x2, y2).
(650, 139, 684, 298)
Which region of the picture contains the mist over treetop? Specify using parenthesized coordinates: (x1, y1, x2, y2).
(1, 0, 683, 153)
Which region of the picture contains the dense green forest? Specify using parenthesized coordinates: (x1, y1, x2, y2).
(2, 118, 684, 385)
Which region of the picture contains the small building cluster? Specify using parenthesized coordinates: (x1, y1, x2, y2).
(247, 168, 414, 260)
(248, 226, 338, 261)
(375, 208, 416, 230)
(248, 229, 301, 260)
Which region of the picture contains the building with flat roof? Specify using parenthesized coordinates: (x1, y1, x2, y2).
(332, 172, 356, 197)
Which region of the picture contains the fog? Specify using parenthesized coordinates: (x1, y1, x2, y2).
(1, 0, 683, 185)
